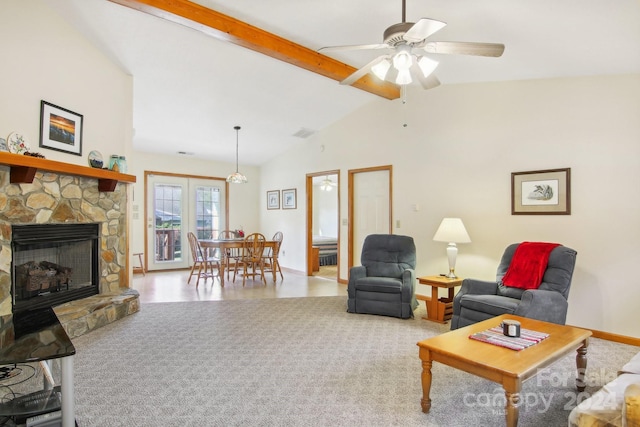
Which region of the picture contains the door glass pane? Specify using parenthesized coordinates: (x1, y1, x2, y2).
(154, 184, 183, 262)
(195, 185, 221, 240)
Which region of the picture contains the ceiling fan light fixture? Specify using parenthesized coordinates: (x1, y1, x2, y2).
(320, 176, 335, 191)
(417, 56, 439, 78)
(371, 59, 391, 80)
(226, 125, 248, 184)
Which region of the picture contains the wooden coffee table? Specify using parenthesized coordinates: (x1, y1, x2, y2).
(417, 314, 591, 427)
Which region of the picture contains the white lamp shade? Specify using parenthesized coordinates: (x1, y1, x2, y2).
(371, 59, 391, 80)
(417, 56, 439, 78)
(392, 50, 412, 70)
(433, 218, 471, 243)
(395, 69, 412, 85)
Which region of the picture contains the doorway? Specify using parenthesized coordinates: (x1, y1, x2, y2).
(306, 171, 340, 280)
(145, 171, 228, 271)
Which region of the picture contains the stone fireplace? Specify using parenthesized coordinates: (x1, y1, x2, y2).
(0, 160, 139, 337)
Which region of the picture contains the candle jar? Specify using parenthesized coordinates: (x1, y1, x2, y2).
(109, 155, 120, 172)
(118, 156, 127, 173)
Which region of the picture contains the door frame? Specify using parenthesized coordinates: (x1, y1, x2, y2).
(143, 170, 229, 271)
(347, 165, 393, 271)
(305, 170, 340, 278)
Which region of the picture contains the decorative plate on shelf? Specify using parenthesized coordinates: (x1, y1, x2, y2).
(6, 132, 31, 154)
(0, 138, 7, 152)
(88, 150, 104, 168)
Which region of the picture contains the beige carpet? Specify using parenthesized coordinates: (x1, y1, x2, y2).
(68, 297, 638, 426)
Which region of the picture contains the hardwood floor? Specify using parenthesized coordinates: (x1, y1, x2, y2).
(131, 268, 347, 304)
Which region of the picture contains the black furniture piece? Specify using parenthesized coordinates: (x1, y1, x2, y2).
(347, 234, 418, 319)
(450, 243, 577, 330)
(0, 308, 76, 426)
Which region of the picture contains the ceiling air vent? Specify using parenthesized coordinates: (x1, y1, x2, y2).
(292, 128, 316, 139)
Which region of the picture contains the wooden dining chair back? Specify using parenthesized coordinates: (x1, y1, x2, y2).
(218, 230, 240, 280)
(263, 231, 284, 281)
(233, 233, 267, 285)
(187, 232, 220, 287)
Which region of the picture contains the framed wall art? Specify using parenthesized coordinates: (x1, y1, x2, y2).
(39, 100, 83, 156)
(511, 168, 571, 215)
(282, 188, 297, 210)
(267, 190, 280, 210)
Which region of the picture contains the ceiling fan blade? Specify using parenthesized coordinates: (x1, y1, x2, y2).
(340, 55, 389, 86)
(403, 18, 447, 43)
(421, 41, 505, 57)
(319, 43, 389, 53)
(411, 62, 441, 90)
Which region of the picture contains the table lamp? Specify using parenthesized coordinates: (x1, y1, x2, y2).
(433, 218, 471, 279)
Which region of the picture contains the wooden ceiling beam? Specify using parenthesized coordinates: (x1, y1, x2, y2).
(107, 0, 400, 100)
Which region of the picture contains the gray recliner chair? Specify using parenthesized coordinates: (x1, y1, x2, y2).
(347, 234, 418, 319)
(450, 243, 577, 330)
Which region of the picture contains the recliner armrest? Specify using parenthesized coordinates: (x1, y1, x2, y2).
(452, 279, 498, 320)
(401, 268, 416, 288)
(515, 289, 569, 324)
(458, 278, 499, 296)
(401, 268, 417, 310)
(349, 265, 366, 282)
(347, 266, 367, 296)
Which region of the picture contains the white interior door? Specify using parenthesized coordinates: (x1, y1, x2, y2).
(146, 174, 226, 271)
(352, 169, 391, 266)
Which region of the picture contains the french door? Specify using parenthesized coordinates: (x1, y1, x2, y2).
(146, 173, 227, 271)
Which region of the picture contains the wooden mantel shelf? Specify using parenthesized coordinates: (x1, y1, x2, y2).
(0, 152, 136, 192)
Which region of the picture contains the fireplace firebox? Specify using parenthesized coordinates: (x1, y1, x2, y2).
(11, 223, 100, 313)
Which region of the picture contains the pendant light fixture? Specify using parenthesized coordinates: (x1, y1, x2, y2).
(226, 125, 248, 184)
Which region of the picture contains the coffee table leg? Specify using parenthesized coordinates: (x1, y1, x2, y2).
(505, 389, 520, 427)
(576, 338, 589, 392)
(420, 359, 433, 413)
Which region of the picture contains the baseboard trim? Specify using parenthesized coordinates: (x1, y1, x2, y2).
(587, 328, 640, 347)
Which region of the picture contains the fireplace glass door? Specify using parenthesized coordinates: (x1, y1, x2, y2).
(12, 223, 100, 313)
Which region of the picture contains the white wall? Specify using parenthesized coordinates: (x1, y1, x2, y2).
(0, 0, 132, 163)
(260, 74, 640, 337)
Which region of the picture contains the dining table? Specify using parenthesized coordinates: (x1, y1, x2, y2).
(198, 238, 278, 286)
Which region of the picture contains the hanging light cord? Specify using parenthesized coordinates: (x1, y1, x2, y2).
(234, 125, 240, 172)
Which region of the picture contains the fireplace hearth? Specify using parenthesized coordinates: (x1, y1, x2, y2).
(11, 223, 100, 313)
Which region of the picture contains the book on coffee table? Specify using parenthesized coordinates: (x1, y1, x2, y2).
(469, 326, 549, 351)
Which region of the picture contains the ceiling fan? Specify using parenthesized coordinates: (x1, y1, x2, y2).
(319, 176, 338, 191)
(319, 0, 505, 90)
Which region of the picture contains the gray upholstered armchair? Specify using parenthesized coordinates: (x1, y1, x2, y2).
(347, 234, 418, 319)
(450, 243, 577, 330)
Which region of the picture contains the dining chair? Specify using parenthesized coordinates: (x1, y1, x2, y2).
(262, 231, 284, 282)
(187, 232, 220, 287)
(233, 233, 267, 286)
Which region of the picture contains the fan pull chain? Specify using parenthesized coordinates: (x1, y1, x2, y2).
(401, 85, 408, 128)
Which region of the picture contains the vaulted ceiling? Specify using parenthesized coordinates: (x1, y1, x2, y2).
(51, 0, 640, 165)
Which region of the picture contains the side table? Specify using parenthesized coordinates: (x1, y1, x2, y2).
(0, 308, 76, 426)
(417, 275, 463, 323)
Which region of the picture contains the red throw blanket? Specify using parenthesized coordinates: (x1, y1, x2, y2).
(502, 242, 560, 289)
